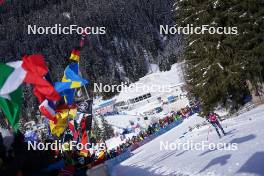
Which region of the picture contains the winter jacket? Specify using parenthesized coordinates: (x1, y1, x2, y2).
(208, 113, 218, 123)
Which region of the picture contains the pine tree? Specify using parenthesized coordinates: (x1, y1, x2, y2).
(92, 116, 103, 141)
(100, 116, 114, 141)
(174, 0, 264, 114)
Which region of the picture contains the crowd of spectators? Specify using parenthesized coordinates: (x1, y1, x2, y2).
(0, 104, 200, 176)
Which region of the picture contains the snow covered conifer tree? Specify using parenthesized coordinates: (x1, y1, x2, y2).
(93, 116, 103, 141)
(174, 0, 264, 114)
(100, 115, 115, 141)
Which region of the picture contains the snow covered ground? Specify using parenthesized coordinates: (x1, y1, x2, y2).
(114, 62, 185, 103)
(96, 62, 190, 149)
(93, 62, 188, 115)
(112, 104, 264, 176)
(104, 99, 192, 150)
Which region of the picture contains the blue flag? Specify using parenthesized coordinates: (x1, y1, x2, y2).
(55, 63, 88, 105)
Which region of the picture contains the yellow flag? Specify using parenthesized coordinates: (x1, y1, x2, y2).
(58, 108, 77, 119)
(49, 107, 77, 137)
(49, 114, 67, 137)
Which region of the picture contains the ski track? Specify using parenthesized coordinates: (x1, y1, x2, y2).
(112, 105, 264, 176)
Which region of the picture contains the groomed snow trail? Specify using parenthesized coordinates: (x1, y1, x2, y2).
(112, 105, 264, 176)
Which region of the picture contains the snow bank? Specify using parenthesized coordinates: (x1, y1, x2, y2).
(112, 104, 264, 176)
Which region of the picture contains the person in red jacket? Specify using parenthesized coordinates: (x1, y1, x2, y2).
(207, 112, 226, 138)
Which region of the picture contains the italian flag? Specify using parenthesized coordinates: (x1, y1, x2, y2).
(0, 61, 24, 131)
(0, 54, 61, 130)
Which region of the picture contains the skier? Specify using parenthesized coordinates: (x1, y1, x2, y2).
(207, 112, 226, 138)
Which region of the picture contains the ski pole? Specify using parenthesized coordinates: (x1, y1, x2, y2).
(206, 125, 211, 141)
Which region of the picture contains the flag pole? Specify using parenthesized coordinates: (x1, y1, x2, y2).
(83, 85, 90, 100)
(78, 30, 92, 146)
(79, 30, 90, 100)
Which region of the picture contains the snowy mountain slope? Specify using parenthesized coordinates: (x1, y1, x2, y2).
(93, 62, 188, 115)
(114, 62, 185, 102)
(112, 104, 264, 176)
(95, 62, 189, 150)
